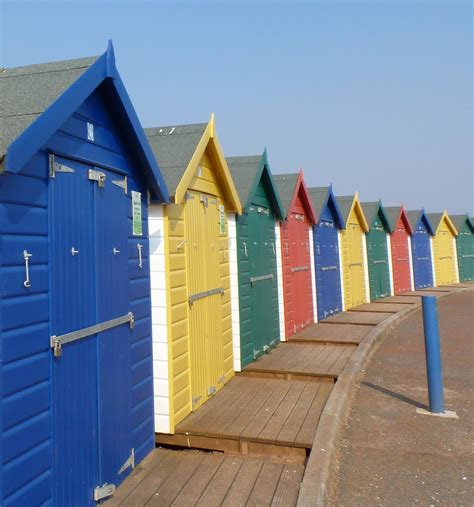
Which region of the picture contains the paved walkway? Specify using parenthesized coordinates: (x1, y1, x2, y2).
(329, 289, 474, 506)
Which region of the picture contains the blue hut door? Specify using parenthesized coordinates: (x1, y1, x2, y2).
(314, 220, 342, 320)
(411, 228, 433, 288)
(50, 156, 133, 506)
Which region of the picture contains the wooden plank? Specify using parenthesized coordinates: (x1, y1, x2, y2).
(401, 290, 446, 296)
(106, 450, 171, 506)
(242, 441, 307, 461)
(327, 346, 353, 376)
(195, 457, 244, 506)
(257, 382, 309, 445)
(155, 433, 240, 453)
(349, 303, 403, 313)
(295, 383, 332, 445)
(220, 458, 263, 506)
(246, 462, 283, 506)
(171, 454, 224, 506)
(145, 452, 205, 505)
(116, 451, 184, 505)
(373, 295, 420, 304)
(271, 463, 305, 506)
(321, 311, 392, 325)
(290, 322, 369, 345)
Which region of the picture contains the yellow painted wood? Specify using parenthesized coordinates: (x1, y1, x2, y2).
(432, 212, 458, 285)
(340, 194, 369, 309)
(163, 137, 237, 432)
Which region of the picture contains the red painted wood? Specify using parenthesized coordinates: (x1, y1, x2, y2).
(281, 189, 314, 338)
(390, 213, 412, 294)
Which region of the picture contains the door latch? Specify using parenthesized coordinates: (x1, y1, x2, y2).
(137, 243, 143, 267)
(113, 247, 120, 255)
(71, 247, 79, 256)
(23, 250, 32, 288)
(94, 483, 116, 502)
(88, 169, 106, 187)
(51, 336, 62, 357)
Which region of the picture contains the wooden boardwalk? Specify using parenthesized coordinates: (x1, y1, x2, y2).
(320, 310, 392, 326)
(349, 302, 404, 313)
(155, 376, 333, 459)
(374, 295, 420, 304)
(289, 322, 370, 345)
(241, 343, 354, 381)
(106, 449, 304, 506)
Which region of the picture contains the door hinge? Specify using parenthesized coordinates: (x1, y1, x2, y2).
(207, 386, 217, 396)
(112, 175, 127, 194)
(185, 192, 195, 201)
(88, 169, 106, 187)
(94, 483, 115, 502)
(49, 154, 74, 178)
(200, 195, 209, 207)
(118, 449, 135, 474)
(217, 375, 225, 384)
(192, 396, 202, 409)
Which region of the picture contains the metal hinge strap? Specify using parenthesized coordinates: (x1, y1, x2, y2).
(250, 274, 274, 284)
(88, 169, 106, 187)
(118, 449, 135, 474)
(188, 287, 224, 306)
(49, 154, 75, 178)
(373, 260, 387, 264)
(51, 312, 134, 356)
(94, 484, 116, 502)
(291, 265, 309, 272)
(321, 266, 338, 271)
(112, 175, 127, 194)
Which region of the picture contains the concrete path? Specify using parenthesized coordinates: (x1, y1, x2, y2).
(329, 290, 474, 506)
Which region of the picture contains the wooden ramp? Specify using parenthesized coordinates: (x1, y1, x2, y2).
(106, 448, 305, 506)
(241, 343, 354, 381)
(289, 322, 370, 345)
(320, 311, 392, 326)
(155, 377, 332, 461)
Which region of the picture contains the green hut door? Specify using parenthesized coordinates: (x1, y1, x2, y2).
(366, 220, 391, 300)
(457, 223, 474, 281)
(247, 204, 277, 361)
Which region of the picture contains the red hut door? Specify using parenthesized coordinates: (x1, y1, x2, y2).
(391, 224, 411, 294)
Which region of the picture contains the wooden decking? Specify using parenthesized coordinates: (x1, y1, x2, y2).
(320, 310, 392, 326)
(289, 322, 371, 345)
(349, 302, 404, 313)
(241, 343, 354, 381)
(106, 449, 304, 506)
(374, 295, 420, 304)
(156, 377, 333, 459)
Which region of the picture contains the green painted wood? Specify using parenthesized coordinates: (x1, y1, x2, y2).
(236, 179, 280, 368)
(456, 221, 474, 281)
(366, 212, 392, 300)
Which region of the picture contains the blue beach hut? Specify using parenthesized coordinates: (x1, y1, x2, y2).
(406, 209, 435, 289)
(0, 42, 168, 506)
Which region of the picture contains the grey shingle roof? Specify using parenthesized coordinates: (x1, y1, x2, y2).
(360, 202, 381, 228)
(384, 206, 403, 233)
(426, 213, 443, 231)
(0, 56, 98, 161)
(273, 173, 299, 217)
(405, 210, 423, 228)
(335, 195, 355, 226)
(226, 155, 262, 206)
(307, 187, 329, 220)
(145, 123, 207, 196)
(450, 214, 472, 232)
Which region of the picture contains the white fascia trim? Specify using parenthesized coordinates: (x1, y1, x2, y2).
(361, 232, 370, 303)
(430, 236, 437, 287)
(452, 237, 460, 283)
(275, 222, 287, 341)
(227, 214, 241, 371)
(308, 227, 318, 323)
(337, 230, 346, 311)
(407, 235, 415, 291)
(387, 234, 394, 295)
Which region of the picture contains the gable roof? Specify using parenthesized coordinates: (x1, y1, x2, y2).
(226, 150, 284, 220)
(450, 214, 474, 233)
(0, 41, 169, 203)
(360, 200, 391, 231)
(426, 211, 458, 236)
(384, 205, 414, 234)
(307, 185, 344, 229)
(335, 193, 369, 231)
(273, 171, 316, 223)
(145, 115, 241, 212)
(406, 209, 435, 235)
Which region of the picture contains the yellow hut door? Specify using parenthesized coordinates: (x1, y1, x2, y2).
(185, 191, 224, 411)
(348, 221, 365, 308)
(437, 225, 455, 285)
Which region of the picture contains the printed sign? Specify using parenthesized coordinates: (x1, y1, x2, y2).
(219, 205, 226, 235)
(132, 191, 143, 236)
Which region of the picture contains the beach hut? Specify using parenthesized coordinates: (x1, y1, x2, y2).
(308, 186, 345, 319)
(450, 215, 474, 281)
(427, 212, 460, 285)
(273, 172, 317, 339)
(146, 117, 241, 433)
(0, 43, 169, 506)
(335, 193, 370, 309)
(385, 206, 414, 294)
(226, 151, 285, 370)
(406, 210, 435, 289)
(361, 201, 393, 300)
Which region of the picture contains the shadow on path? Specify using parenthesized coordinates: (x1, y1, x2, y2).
(362, 381, 428, 410)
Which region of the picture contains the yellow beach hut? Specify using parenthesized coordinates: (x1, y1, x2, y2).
(146, 115, 242, 434)
(426, 211, 459, 286)
(336, 193, 370, 309)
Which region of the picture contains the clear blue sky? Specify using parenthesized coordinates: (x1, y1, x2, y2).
(1, 1, 472, 214)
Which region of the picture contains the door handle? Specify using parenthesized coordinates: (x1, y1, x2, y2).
(71, 247, 79, 256)
(113, 247, 120, 255)
(137, 243, 143, 268)
(23, 250, 32, 288)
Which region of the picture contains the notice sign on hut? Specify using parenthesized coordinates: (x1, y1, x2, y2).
(132, 191, 143, 236)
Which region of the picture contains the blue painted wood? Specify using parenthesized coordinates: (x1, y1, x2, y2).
(411, 214, 434, 289)
(1, 56, 157, 505)
(313, 193, 343, 320)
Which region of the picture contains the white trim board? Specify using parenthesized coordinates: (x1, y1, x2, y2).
(308, 227, 318, 323)
(275, 222, 286, 341)
(227, 214, 241, 371)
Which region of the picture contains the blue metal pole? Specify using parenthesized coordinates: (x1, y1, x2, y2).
(421, 296, 445, 414)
